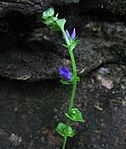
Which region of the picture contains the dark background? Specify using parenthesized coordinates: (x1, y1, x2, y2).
(0, 0, 126, 148)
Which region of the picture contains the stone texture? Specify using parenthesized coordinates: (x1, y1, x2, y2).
(0, 0, 49, 14)
(0, 32, 63, 81)
(0, 64, 126, 149)
(0, 0, 80, 14)
(0, 13, 126, 81)
(102, 0, 126, 14)
(0, 1, 126, 149)
(80, 0, 126, 14)
(0, 0, 126, 15)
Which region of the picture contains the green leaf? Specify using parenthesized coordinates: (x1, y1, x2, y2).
(62, 44, 68, 48)
(60, 78, 73, 85)
(60, 75, 80, 85)
(55, 19, 66, 31)
(43, 19, 54, 26)
(56, 122, 75, 138)
(65, 108, 84, 123)
(43, 18, 60, 31)
(69, 40, 80, 51)
(42, 8, 55, 20)
(77, 76, 80, 82)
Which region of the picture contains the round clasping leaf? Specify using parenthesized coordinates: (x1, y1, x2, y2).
(65, 108, 84, 123)
(56, 122, 75, 138)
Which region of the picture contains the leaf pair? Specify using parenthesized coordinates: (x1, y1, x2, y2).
(69, 39, 80, 51)
(56, 108, 84, 138)
(56, 122, 75, 138)
(42, 8, 66, 31)
(65, 108, 84, 123)
(60, 76, 80, 85)
(62, 39, 80, 51)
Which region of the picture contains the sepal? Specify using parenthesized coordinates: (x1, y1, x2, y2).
(62, 44, 68, 48)
(60, 76, 80, 85)
(69, 40, 80, 51)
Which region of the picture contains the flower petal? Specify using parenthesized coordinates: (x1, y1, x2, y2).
(71, 28, 76, 40)
(66, 29, 70, 40)
(59, 67, 72, 80)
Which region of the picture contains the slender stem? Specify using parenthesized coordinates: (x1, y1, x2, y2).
(62, 137, 67, 149)
(68, 82, 77, 112)
(69, 49, 77, 76)
(61, 30, 78, 149)
(68, 49, 77, 112)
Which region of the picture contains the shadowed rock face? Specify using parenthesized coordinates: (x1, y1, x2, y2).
(0, 64, 126, 149)
(79, 0, 126, 14)
(0, 12, 126, 81)
(0, 0, 126, 81)
(0, 0, 126, 14)
(0, 1, 126, 149)
(0, 0, 80, 14)
(102, 0, 126, 14)
(0, 0, 49, 14)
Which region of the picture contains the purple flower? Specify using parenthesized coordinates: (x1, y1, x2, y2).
(66, 28, 76, 41)
(66, 29, 71, 40)
(71, 28, 76, 40)
(59, 67, 72, 80)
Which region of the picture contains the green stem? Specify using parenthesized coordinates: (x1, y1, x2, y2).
(68, 48, 77, 112)
(61, 30, 78, 149)
(68, 82, 77, 112)
(62, 137, 67, 149)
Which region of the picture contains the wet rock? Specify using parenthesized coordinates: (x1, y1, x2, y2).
(0, 33, 63, 81)
(0, 13, 126, 81)
(0, 0, 80, 14)
(9, 133, 22, 146)
(0, 1, 126, 149)
(80, 0, 126, 14)
(0, 0, 49, 14)
(0, 64, 125, 148)
(56, 0, 80, 4)
(0, 0, 126, 15)
(103, 0, 126, 14)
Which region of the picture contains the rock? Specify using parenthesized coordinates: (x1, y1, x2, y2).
(0, 0, 80, 14)
(80, 0, 126, 14)
(0, 0, 49, 14)
(0, 12, 126, 81)
(75, 21, 126, 74)
(0, 64, 126, 148)
(0, 32, 64, 81)
(55, 0, 80, 4)
(103, 0, 126, 14)
(0, 0, 126, 15)
(0, 1, 126, 149)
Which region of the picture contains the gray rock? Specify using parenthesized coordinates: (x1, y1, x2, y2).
(59, 0, 80, 4)
(0, 0, 126, 15)
(0, 0, 80, 14)
(0, 15, 126, 81)
(80, 0, 126, 14)
(103, 0, 126, 14)
(0, 33, 63, 81)
(0, 1, 126, 149)
(0, 0, 49, 14)
(0, 64, 126, 148)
